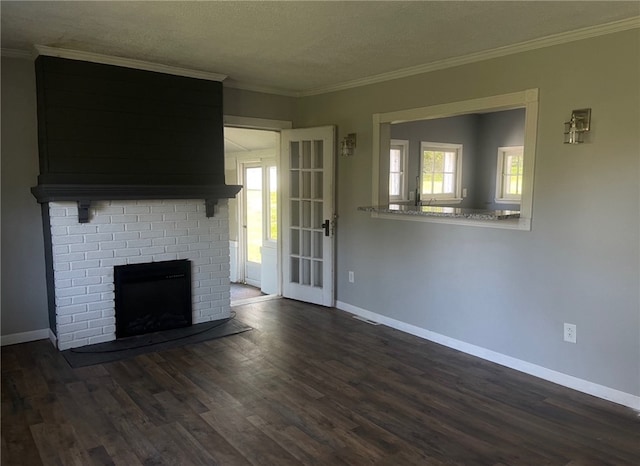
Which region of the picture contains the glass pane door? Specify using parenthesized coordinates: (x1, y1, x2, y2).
(281, 126, 335, 306)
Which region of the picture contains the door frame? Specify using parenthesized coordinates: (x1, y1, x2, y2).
(224, 116, 292, 296)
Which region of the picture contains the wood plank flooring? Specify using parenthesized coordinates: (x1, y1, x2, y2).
(2, 298, 639, 465)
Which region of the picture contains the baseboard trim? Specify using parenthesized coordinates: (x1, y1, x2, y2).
(1, 328, 51, 346)
(336, 301, 640, 411)
(49, 329, 58, 348)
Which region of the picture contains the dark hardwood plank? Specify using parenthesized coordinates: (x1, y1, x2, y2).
(2, 298, 639, 465)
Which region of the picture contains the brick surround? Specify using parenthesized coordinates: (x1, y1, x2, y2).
(48, 199, 230, 350)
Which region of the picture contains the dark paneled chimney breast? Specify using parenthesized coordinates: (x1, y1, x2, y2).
(31, 56, 241, 222)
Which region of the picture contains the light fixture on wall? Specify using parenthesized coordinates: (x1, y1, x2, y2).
(564, 108, 591, 144)
(340, 133, 357, 156)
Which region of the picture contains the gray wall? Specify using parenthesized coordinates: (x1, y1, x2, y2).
(223, 86, 296, 122)
(1, 57, 49, 336)
(0, 56, 296, 339)
(3, 31, 638, 400)
(389, 108, 525, 209)
(477, 109, 525, 210)
(296, 29, 640, 396)
(390, 114, 479, 208)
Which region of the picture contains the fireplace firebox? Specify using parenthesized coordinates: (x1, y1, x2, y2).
(114, 260, 192, 338)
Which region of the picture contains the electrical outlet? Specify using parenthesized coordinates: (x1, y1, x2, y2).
(348, 271, 355, 283)
(462, 188, 468, 198)
(564, 323, 577, 343)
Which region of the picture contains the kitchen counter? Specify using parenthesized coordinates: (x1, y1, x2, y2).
(358, 204, 520, 220)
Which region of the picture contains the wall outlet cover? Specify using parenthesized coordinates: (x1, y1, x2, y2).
(564, 323, 577, 343)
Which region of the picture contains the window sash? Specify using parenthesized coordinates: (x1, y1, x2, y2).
(389, 140, 408, 201)
(496, 146, 524, 202)
(420, 142, 462, 200)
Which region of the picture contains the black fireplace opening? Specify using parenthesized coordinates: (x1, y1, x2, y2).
(114, 259, 192, 338)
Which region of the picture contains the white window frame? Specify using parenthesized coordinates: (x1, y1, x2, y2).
(372, 89, 538, 231)
(389, 139, 409, 201)
(419, 141, 463, 204)
(495, 146, 523, 204)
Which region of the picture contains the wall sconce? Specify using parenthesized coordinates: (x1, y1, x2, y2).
(340, 133, 356, 156)
(564, 108, 591, 144)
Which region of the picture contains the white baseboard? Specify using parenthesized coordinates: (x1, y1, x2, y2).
(336, 301, 640, 411)
(49, 329, 58, 348)
(1, 328, 51, 346)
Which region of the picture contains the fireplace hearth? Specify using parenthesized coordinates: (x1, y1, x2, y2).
(115, 260, 192, 338)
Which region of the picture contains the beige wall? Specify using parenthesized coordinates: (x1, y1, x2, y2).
(296, 29, 640, 396)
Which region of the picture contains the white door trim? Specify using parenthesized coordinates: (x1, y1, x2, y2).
(224, 116, 291, 297)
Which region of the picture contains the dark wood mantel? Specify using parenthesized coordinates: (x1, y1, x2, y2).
(31, 183, 242, 222)
(31, 55, 240, 222)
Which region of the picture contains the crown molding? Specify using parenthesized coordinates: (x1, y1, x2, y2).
(33, 45, 227, 82)
(223, 79, 298, 97)
(14, 16, 639, 97)
(1, 48, 33, 59)
(298, 16, 640, 97)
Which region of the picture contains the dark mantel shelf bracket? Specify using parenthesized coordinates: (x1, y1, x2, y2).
(31, 184, 243, 223)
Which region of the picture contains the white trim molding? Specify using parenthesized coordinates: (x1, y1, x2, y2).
(300, 17, 640, 97)
(371, 89, 538, 232)
(223, 79, 298, 98)
(224, 115, 292, 131)
(13, 17, 638, 97)
(34, 45, 227, 82)
(49, 329, 58, 348)
(1, 328, 51, 346)
(336, 301, 640, 411)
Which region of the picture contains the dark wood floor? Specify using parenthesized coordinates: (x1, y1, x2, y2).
(2, 299, 639, 465)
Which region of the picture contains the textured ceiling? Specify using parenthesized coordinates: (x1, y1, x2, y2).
(224, 127, 278, 154)
(1, 1, 639, 95)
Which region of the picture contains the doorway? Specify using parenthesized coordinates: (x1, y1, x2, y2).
(224, 127, 279, 302)
(241, 162, 278, 292)
(224, 121, 336, 308)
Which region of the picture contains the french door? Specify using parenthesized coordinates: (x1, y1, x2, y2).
(281, 126, 335, 306)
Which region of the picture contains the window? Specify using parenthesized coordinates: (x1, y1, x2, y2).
(495, 146, 523, 203)
(389, 139, 408, 201)
(420, 142, 462, 202)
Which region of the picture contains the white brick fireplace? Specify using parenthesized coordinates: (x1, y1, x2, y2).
(48, 199, 231, 350)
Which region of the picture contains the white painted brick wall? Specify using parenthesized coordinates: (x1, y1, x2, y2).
(49, 199, 231, 350)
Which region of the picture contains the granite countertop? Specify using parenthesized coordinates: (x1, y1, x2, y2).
(358, 204, 520, 220)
